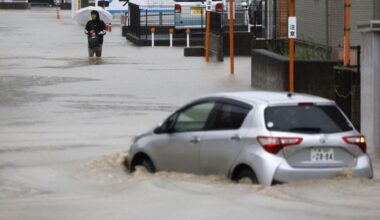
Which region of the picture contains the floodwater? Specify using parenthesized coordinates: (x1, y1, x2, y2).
(0, 8, 379, 220)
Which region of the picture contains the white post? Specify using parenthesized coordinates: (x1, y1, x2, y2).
(186, 32, 190, 48)
(95, 0, 98, 7)
(152, 32, 155, 47)
(71, 0, 78, 18)
(170, 33, 173, 47)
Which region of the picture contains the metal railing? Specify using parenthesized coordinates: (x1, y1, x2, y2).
(210, 8, 267, 36)
(0, 0, 28, 2)
(125, 2, 277, 40)
(127, 3, 174, 39)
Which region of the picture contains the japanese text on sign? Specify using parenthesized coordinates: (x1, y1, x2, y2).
(288, 16, 297, 39)
(206, 0, 212, 11)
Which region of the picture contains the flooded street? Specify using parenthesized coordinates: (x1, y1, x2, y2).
(0, 8, 379, 220)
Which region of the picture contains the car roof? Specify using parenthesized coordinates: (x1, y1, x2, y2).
(205, 91, 335, 106)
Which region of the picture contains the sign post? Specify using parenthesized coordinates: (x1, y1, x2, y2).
(288, 0, 295, 92)
(229, 0, 235, 75)
(205, 0, 212, 62)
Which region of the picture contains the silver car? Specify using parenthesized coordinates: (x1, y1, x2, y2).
(128, 91, 373, 185)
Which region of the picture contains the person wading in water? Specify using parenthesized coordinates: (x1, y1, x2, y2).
(85, 10, 106, 58)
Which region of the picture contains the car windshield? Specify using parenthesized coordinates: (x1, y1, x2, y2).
(264, 105, 353, 134)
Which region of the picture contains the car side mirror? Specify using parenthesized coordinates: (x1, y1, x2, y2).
(154, 125, 175, 134)
(154, 126, 163, 134)
(154, 113, 178, 134)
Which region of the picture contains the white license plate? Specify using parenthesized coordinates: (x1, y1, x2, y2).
(311, 148, 335, 162)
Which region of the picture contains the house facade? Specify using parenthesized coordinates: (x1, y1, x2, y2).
(295, 0, 380, 49)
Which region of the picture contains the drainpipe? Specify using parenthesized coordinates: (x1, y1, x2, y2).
(343, 0, 350, 66)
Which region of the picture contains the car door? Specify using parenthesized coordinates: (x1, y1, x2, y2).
(199, 99, 253, 175)
(152, 101, 218, 174)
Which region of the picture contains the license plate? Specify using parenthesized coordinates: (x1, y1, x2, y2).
(191, 8, 203, 15)
(311, 148, 334, 162)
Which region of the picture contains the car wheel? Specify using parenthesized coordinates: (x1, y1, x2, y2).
(235, 169, 258, 184)
(133, 156, 156, 173)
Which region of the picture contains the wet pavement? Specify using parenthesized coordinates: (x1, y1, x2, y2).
(0, 7, 379, 220)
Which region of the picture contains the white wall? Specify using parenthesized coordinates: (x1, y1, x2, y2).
(359, 21, 380, 152)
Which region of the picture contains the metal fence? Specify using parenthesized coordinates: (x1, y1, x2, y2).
(210, 9, 266, 36)
(0, 0, 28, 2)
(334, 46, 361, 130)
(125, 1, 277, 40)
(127, 3, 174, 39)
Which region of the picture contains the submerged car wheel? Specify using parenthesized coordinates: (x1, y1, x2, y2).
(233, 168, 258, 184)
(131, 154, 156, 173)
(140, 158, 156, 173)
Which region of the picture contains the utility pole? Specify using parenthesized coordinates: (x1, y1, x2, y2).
(289, 0, 295, 92)
(343, 0, 351, 66)
(229, 0, 235, 75)
(205, 0, 212, 63)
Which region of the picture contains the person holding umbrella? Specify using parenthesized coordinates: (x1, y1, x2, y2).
(85, 10, 106, 58)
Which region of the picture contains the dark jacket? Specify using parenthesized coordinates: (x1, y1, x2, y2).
(85, 11, 106, 45)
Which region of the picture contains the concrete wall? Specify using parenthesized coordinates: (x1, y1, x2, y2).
(251, 49, 338, 99)
(295, 0, 375, 48)
(251, 49, 288, 91)
(359, 22, 380, 151)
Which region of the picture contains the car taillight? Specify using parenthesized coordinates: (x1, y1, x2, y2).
(343, 135, 367, 153)
(257, 136, 303, 154)
(215, 3, 223, 13)
(175, 4, 181, 13)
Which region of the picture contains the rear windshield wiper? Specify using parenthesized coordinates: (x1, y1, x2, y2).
(289, 127, 322, 133)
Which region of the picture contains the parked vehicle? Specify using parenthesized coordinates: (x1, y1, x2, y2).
(174, 0, 223, 30)
(128, 91, 373, 185)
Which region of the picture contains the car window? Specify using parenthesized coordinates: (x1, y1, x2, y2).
(159, 113, 177, 133)
(264, 105, 353, 134)
(210, 103, 251, 130)
(173, 102, 216, 132)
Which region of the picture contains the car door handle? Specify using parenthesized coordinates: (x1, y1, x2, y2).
(189, 136, 201, 144)
(230, 134, 242, 141)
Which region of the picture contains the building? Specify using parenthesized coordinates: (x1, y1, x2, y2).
(295, 0, 380, 50)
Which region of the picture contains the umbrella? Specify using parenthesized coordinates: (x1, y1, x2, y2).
(73, 6, 113, 25)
